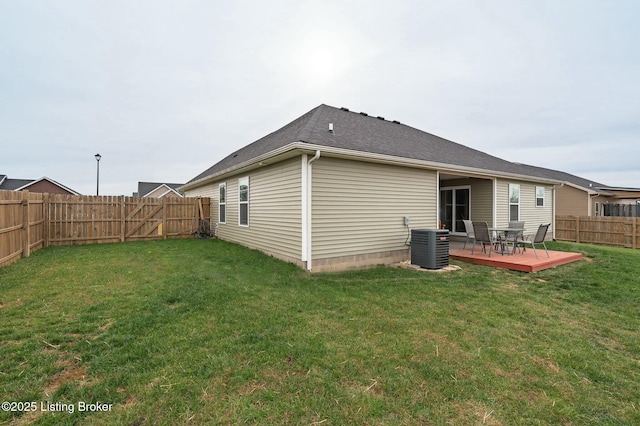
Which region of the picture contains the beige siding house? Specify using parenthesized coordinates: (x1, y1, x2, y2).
(556, 184, 593, 216)
(494, 180, 555, 236)
(182, 104, 560, 272)
(516, 164, 640, 217)
(311, 158, 437, 270)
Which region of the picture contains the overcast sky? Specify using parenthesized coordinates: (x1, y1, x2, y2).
(1, 0, 638, 195)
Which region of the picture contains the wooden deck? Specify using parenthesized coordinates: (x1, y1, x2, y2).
(449, 245, 583, 273)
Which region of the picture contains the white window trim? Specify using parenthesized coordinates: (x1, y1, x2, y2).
(238, 176, 249, 227)
(218, 183, 226, 224)
(535, 186, 545, 208)
(509, 183, 520, 221)
(440, 185, 472, 235)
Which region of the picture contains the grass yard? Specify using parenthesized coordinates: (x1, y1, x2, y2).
(1, 239, 639, 425)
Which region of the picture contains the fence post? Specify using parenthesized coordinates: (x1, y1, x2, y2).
(43, 193, 50, 248)
(22, 190, 30, 258)
(120, 196, 126, 242)
(575, 216, 580, 243)
(162, 197, 167, 239)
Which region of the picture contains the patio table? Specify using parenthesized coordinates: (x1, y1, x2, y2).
(489, 227, 522, 255)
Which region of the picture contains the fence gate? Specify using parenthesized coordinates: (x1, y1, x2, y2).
(125, 197, 164, 240)
(0, 191, 210, 267)
(45, 195, 208, 246)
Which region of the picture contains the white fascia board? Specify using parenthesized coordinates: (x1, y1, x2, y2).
(181, 141, 563, 191)
(143, 184, 184, 198)
(561, 181, 601, 196)
(297, 143, 563, 185)
(180, 142, 304, 192)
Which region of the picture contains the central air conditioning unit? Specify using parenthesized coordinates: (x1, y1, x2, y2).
(410, 229, 449, 269)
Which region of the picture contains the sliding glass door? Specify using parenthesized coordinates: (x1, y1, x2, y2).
(440, 187, 470, 233)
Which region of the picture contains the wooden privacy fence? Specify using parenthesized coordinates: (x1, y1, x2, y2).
(0, 191, 46, 267)
(0, 190, 210, 267)
(555, 215, 640, 249)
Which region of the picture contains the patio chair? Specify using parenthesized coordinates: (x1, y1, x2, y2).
(518, 224, 550, 259)
(462, 219, 475, 249)
(506, 221, 525, 253)
(471, 221, 498, 257)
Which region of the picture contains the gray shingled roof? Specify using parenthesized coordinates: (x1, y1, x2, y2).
(187, 104, 555, 185)
(515, 164, 640, 194)
(0, 177, 36, 190)
(514, 164, 609, 193)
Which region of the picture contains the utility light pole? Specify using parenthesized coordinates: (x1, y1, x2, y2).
(95, 153, 101, 196)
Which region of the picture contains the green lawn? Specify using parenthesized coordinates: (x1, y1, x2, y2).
(1, 239, 639, 425)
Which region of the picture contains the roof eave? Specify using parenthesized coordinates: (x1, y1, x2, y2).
(560, 181, 601, 195)
(180, 142, 304, 192)
(182, 142, 562, 192)
(297, 143, 562, 185)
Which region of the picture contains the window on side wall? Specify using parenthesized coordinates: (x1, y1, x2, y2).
(509, 184, 520, 221)
(536, 186, 545, 207)
(219, 183, 226, 224)
(239, 176, 249, 226)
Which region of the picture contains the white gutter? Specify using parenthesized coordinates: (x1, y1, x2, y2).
(181, 141, 562, 192)
(303, 150, 321, 271)
(297, 143, 562, 185)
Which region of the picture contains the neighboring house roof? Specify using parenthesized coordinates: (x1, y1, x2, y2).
(0, 176, 79, 194)
(184, 104, 560, 190)
(0, 177, 34, 190)
(599, 186, 640, 192)
(137, 182, 185, 198)
(516, 164, 640, 196)
(514, 164, 610, 195)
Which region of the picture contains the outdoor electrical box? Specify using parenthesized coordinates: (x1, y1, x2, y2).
(410, 229, 449, 269)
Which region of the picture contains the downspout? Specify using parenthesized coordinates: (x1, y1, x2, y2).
(305, 150, 321, 271)
(436, 171, 440, 228)
(492, 178, 497, 228)
(301, 154, 308, 264)
(590, 193, 600, 216)
(552, 185, 557, 240)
